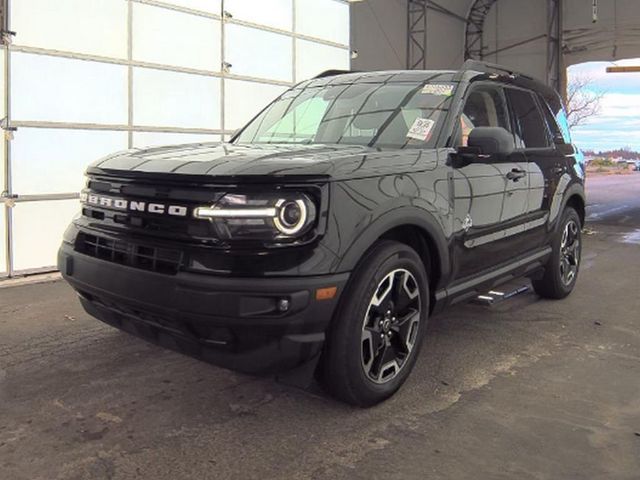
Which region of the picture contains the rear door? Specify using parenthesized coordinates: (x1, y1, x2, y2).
(504, 87, 567, 248)
(537, 94, 581, 223)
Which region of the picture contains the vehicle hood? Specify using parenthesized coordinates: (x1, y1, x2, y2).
(88, 143, 440, 183)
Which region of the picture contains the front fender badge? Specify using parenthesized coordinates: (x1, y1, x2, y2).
(462, 215, 473, 232)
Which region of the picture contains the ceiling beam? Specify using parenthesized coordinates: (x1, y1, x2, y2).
(464, 0, 500, 60)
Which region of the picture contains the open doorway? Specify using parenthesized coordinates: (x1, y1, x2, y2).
(567, 58, 640, 239)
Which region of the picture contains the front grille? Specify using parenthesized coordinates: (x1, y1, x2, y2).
(75, 233, 182, 275)
(81, 175, 227, 242)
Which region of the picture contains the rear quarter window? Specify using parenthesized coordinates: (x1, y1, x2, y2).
(554, 106, 573, 144)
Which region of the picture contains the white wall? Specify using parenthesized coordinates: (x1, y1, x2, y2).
(351, 0, 407, 71)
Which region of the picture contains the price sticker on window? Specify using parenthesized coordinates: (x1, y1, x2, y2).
(406, 118, 435, 141)
(421, 84, 454, 96)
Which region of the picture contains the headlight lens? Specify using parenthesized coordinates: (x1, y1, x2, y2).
(274, 199, 308, 235)
(193, 192, 317, 241)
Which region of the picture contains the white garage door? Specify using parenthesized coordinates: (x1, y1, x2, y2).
(0, 0, 350, 277)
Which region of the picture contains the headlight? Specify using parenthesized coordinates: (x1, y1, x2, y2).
(273, 199, 308, 235)
(193, 192, 317, 241)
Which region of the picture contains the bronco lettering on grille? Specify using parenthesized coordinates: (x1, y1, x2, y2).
(80, 192, 188, 217)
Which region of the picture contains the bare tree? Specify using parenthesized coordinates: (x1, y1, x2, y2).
(565, 75, 605, 128)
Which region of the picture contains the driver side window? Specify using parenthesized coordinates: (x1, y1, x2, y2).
(457, 85, 511, 147)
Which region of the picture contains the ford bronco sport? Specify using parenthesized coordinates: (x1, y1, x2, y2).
(59, 61, 585, 406)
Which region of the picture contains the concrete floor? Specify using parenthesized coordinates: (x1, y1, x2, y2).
(1, 174, 640, 480)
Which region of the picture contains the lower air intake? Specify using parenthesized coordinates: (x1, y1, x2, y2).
(75, 233, 182, 275)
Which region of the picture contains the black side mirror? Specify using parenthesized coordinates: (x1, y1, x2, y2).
(467, 127, 515, 156)
(451, 127, 515, 167)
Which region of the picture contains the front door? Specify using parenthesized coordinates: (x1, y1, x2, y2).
(450, 83, 531, 280)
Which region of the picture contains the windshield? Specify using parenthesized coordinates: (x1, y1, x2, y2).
(233, 75, 457, 150)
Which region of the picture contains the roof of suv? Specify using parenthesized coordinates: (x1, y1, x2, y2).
(305, 60, 560, 107)
(312, 60, 531, 82)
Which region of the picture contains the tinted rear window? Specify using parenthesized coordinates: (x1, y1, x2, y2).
(506, 88, 550, 149)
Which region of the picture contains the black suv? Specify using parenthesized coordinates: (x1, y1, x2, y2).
(58, 61, 585, 406)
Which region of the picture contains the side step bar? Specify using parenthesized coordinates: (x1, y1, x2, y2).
(472, 283, 530, 306)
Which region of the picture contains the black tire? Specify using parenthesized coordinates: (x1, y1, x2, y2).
(532, 207, 582, 299)
(321, 240, 429, 407)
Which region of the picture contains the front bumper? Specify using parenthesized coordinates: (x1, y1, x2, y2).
(58, 243, 349, 374)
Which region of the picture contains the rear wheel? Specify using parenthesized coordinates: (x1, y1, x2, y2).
(322, 241, 428, 406)
(532, 207, 582, 299)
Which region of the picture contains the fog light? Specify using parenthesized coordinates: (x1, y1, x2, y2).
(277, 298, 290, 312)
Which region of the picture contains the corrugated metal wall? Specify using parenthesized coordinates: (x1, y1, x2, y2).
(352, 0, 640, 78)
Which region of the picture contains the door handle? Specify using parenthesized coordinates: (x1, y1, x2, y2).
(506, 168, 527, 181)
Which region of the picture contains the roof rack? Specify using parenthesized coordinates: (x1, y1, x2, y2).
(461, 59, 533, 80)
(313, 69, 354, 79)
(461, 59, 560, 99)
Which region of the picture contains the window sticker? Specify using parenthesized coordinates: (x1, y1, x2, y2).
(406, 118, 435, 141)
(421, 84, 454, 96)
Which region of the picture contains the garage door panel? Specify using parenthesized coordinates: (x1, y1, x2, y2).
(225, 0, 293, 31)
(224, 80, 288, 130)
(295, 40, 350, 82)
(164, 0, 222, 14)
(133, 67, 221, 129)
(10, 0, 127, 58)
(225, 25, 292, 82)
(12, 129, 128, 196)
(12, 53, 128, 125)
(295, 0, 349, 45)
(132, 3, 221, 71)
(12, 200, 80, 272)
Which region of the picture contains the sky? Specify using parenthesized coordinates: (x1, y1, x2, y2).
(568, 58, 640, 152)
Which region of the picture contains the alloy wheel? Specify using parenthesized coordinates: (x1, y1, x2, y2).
(361, 268, 421, 384)
(560, 219, 580, 286)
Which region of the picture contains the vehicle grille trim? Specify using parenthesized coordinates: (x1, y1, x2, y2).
(75, 232, 183, 275)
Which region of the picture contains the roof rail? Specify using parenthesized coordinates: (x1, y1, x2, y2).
(461, 59, 560, 99)
(461, 59, 533, 80)
(313, 69, 354, 79)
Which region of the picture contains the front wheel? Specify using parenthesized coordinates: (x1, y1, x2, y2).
(532, 207, 582, 299)
(321, 241, 429, 407)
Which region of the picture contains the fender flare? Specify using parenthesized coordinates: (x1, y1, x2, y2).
(551, 181, 586, 231)
(336, 207, 451, 290)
